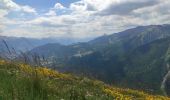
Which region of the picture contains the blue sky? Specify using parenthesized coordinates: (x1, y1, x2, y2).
(14, 0, 79, 9)
(0, 0, 170, 39)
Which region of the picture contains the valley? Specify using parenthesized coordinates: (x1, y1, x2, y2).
(0, 25, 170, 99)
(3, 24, 169, 97)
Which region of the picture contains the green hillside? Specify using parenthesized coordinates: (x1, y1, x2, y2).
(120, 37, 170, 94)
(13, 25, 170, 96)
(0, 60, 169, 100)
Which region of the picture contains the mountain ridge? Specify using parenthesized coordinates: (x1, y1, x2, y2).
(18, 24, 170, 95)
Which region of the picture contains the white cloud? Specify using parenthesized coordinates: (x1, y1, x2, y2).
(69, 0, 160, 15)
(54, 3, 66, 10)
(45, 10, 56, 16)
(45, 3, 66, 16)
(0, 0, 36, 14)
(70, 1, 86, 11)
(0, 0, 20, 10)
(0, 9, 8, 18)
(21, 6, 36, 14)
(0, 0, 170, 39)
(132, 0, 170, 25)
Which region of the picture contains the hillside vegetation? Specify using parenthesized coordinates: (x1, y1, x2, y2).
(26, 25, 170, 94)
(0, 60, 169, 100)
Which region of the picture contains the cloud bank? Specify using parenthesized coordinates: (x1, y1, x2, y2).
(0, 0, 170, 39)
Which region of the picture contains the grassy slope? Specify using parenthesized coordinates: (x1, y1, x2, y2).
(0, 60, 169, 100)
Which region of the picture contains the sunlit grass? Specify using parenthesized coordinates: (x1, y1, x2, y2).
(0, 60, 169, 100)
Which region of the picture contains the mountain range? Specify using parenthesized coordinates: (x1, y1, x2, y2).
(27, 24, 170, 96)
(0, 36, 91, 59)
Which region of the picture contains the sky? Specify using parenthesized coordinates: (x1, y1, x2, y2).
(0, 0, 170, 39)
